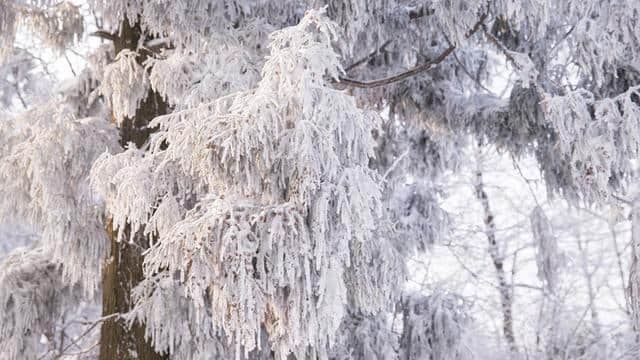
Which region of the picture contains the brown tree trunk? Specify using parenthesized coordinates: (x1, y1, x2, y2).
(100, 221, 167, 360)
(99, 20, 169, 360)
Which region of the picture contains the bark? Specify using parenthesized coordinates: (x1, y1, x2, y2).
(628, 199, 640, 343)
(99, 20, 169, 360)
(474, 170, 517, 352)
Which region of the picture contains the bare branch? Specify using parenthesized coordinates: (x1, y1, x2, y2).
(344, 40, 392, 73)
(90, 30, 117, 42)
(12, 82, 27, 109)
(38, 313, 120, 360)
(612, 193, 633, 205)
(337, 13, 487, 89)
(338, 45, 455, 88)
(63, 52, 76, 76)
(481, 25, 521, 70)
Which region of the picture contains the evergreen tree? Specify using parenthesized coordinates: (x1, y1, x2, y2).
(1, 1, 640, 359)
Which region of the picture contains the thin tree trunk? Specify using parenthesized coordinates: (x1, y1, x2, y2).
(577, 235, 602, 337)
(473, 169, 517, 352)
(576, 233, 605, 358)
(610, 223, 631, 316)
(99, 20, 169, 360)
(627, 198, 640, 343)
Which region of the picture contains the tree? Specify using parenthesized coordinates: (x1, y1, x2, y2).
(1, 0, 640, 359)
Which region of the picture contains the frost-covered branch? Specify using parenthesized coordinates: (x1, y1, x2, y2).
(338, 13, 487, 88)
(0, 247, 83, 360)
(399, 293, 471, 360)
(0, 104, 120, 292)
(91, 9, 404, 358)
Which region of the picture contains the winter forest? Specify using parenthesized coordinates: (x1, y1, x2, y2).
(2, 0, 640, 359)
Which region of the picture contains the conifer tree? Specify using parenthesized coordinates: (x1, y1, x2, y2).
(1, 1, 640, 359)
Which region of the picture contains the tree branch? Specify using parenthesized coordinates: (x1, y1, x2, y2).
(38, 313, 120, 360)
(338, 45, 456, 88)
(481, 25, 521, 70)
(612, 193, 633, 205)
(63, 52, 76, 77)
(344, 40, 392, 73)
(12, 82, 27, 109)
(90, 30, 117, 42)
(337, 13, 487, 89)
(408, 5, 435, 20)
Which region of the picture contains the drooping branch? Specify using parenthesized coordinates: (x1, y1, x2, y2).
(338, 13, 487, 89)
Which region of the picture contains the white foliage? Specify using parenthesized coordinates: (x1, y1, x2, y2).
(388, 180, 451, 253)
(60, 43, 113, 117)
(0, 246, 82, 360)
(91, 8, 402, 358)
(5, 0, 640, 358)
(128, 273, 227, 359)
(568, 0, 640, 87)
(86, 0, 301, 53)
(0, 104, 120, 293)
(329, 312, 398, 360)
(400, 293, 471, 360)
(507, 51, 538, 88)
(147, 44, 260, 108)
(0, 0, 19, 61)
(96, 49, 150, 124)
(374, 114, 457, 254)
(542, 86, 640, 202)
(431, 0, 485, 45)
(146, 21, 268, 108)
(530, 206, 563, 292)
(0, 1, 83, 61)
(20, 1, 84, 50)
(0, 48, 47, 110)
(492, 0, 551, 39)
(90, 148, 158, 243)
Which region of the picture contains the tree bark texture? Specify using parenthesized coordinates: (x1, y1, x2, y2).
(99, 20, 169, 360)
(627, 199, 640, 343)
(474, 170, 517, 353)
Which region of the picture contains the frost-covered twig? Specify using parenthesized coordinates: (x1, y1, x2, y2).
(380, 149, 410, 183)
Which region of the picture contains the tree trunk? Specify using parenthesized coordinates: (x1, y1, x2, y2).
(99, 20, 169, 360)
(100, 221, 167, 360)
(628, 198, 640, 343)
(474, 170, 517, 353)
